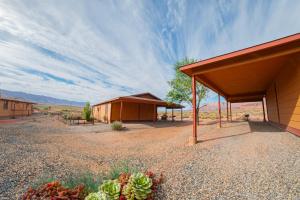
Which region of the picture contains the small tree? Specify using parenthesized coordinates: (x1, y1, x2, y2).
(82, 102, 92, 121)
(166, 58, 208, 124)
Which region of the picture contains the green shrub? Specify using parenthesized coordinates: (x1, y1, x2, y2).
(111, 121, 123, 131)
(83, 102, 92, 121)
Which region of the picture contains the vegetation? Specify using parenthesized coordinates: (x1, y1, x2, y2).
(166, 58, 208, 124)
(123, 173, 152, 200)
(24, 161, 163, 200)
(82, 102, 92, 121)
(111, 121, 123, 131)
(99, 180, 121, 199)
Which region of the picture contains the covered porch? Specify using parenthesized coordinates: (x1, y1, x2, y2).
(180, 33, 300, 144)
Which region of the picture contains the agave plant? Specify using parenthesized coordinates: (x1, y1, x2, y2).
(122, 172, 153, 200)
(99, 180, 121, 200)
(85, 192, 105, 200)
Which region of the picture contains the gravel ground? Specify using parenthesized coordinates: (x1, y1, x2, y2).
(0, 115, 299, 199)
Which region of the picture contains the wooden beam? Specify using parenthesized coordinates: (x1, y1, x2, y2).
(195, 75, 227, 98)
(262, 99, 266, 122)
(274, 82, 281, 123)
(153, 104, 156, 122)
(172, 108, 174, 122)
(192, 75, 197, 144)
(230, 102, 232, 122)
(181, 108, 183, 121)
(226, 101, 229, 121)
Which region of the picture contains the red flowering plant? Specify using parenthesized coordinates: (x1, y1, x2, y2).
(22, 181, 85, 200)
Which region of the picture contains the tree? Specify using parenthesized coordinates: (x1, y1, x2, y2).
(82, 102, 92, 121)
(166, 58, 208, 124)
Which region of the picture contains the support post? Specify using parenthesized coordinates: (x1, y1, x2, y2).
(120, 101, 123, 122)
(181, 108, 183, 121)
(191, 75, 197, 144)
(218, 94, 221, 128)
(226, 101, 229, 121)
(230, 102, 232, 122)
(262, 98, 266, 122)
(153, 104, 156, 122)
(172, 108, 174, 122)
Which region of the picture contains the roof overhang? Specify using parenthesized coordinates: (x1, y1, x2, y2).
(93, 96, 184, 109)
(180, 33, 300, 102)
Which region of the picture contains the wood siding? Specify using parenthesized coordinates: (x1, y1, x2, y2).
(0, 100, 33, 118)
(266, 56, 300, 134)
(93, 101, 157, 123)
(92, 103, 111, 123)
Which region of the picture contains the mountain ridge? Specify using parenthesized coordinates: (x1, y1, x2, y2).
(0, 89, 85, 107)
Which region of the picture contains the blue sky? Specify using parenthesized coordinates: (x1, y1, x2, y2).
(0, 0, 299, 104)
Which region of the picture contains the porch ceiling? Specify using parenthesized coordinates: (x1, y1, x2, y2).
(180, 33, 300, 102)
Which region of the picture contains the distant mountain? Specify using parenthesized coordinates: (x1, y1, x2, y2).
(0, 89, 85, 107)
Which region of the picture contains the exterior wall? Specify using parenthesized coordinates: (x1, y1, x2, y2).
(92, 103, 111, 123)
(266, 58, 300, 136)
(110, 102, 156, 122)
(0, 100, 33, 118)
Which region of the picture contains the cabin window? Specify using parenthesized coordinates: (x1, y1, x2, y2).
(3, 100, 8, 110)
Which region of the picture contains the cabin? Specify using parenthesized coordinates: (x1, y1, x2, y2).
(0, 97, 35, 118)
(92, 93, 183, 123)
(180, 33, 300, 144)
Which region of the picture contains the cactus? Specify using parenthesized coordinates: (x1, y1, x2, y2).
(99, 180, 121, 200)
(85, 192, 108, 200)
(122, 173, 153, 200)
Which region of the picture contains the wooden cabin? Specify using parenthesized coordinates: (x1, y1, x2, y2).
(180, 33, 300, 143)
(0, 98, 35, 118)
(92, 93, 183, 123)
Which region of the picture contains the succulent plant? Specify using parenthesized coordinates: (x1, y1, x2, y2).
(85, 192, 108, 200)
(99, 180, 121, 200)
(122, 172, 153, 200)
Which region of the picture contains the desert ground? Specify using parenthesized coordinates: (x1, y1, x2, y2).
(0, 112, 299, 199)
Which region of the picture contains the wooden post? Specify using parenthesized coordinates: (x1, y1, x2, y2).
(226, 101, 229, 121)
(120, 101, 123, 122)
(172, 108, 174, 122)
(181, 108, 183, 121)
(262, 99, 266, 122)
(230, 102, 232, 122)
(153, 104, 156, 122)
(218, 94, 221, 128)
(191, 75, 197, 144)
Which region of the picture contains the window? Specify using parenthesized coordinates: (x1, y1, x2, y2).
(3, 100, 8, 110)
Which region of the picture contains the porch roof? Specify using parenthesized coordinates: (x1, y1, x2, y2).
(180, 33, 300, 103)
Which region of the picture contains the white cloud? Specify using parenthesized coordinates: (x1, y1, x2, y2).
(0, 0, 299, 104)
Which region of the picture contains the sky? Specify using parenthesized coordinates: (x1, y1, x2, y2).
(0, 0, 300, 104)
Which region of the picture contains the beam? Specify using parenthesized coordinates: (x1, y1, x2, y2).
(153, 104, 156, 122)
(192, 75, 197, 144)
(196, 75, 227, 98)
(229, 102, 232, 122)
(226, 101, 229, 121)
(218, 94, 221, 128)
(181, 108, 183, 121)
(262, 99, 266, 122)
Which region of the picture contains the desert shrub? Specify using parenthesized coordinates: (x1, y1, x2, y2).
(23, 163, 163, 200)
(111, 121, 123, 131)
(82, 102, 92, 121)
(22, 181, 85, 200)
(108, 161, 138, 180)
